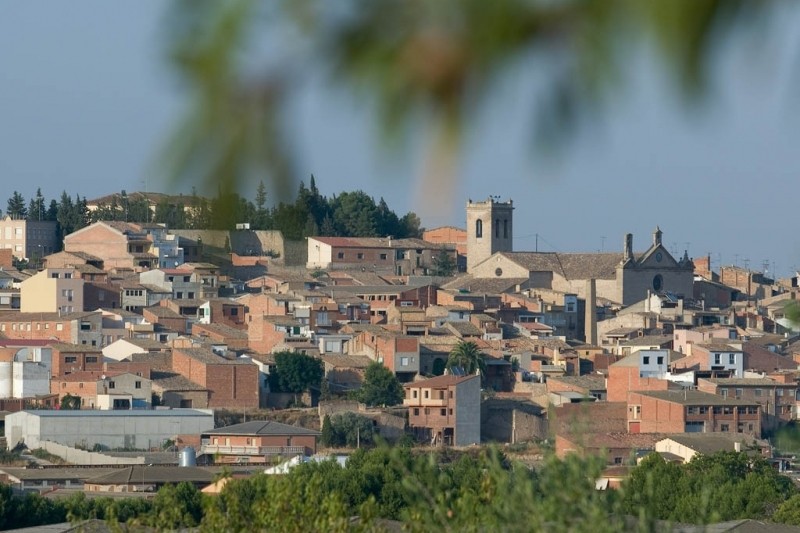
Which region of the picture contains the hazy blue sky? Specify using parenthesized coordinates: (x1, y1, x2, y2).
(2, 2, 800, 278)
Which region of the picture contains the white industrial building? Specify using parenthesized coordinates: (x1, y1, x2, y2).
(6, 409, 215, 451)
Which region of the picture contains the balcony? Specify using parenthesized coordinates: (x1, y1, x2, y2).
(200, 444, 306, 456)
(403, 397, 448, 408)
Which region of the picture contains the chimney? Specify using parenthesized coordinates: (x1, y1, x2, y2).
(623, 234, 633, 262)
(585, 279, 598, 346)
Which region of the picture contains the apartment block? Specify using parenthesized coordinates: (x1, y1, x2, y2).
(20, 268, 84, 314)
(404, 374, 481, 446)
(0, 216, 58, 260)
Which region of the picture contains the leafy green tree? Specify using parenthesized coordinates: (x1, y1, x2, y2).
(270, 351, 324, 403)
(147, 482, 203, 529)
(60, 393, 81, 410)
(6, 191, 27, 219)
(431, 248, 456, 277)
(775, 494, 800, 525)
(359, 362, 404, 407)
(447, 341, 485, 378)
(621, 451, 795, 524)
(399, 212, 422, 238)
(126, 195, 152, 223)
(331, 191, 379, 237)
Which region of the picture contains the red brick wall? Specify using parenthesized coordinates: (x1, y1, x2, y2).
(64, 224, 131, 270)
(422, 227, 467, 255)
(205, 364, 259, 409)
(628, 392, 685, 433)
(607, 366, 671, 402)
(0, 249, 12, 269)
(247, 319, 286, 354)
(172, 350, 207, 385)
(0, 318, 73, 343)
(52, 350, 103, 377)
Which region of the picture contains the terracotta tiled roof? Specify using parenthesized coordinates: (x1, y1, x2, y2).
(496, 251, 627, 280)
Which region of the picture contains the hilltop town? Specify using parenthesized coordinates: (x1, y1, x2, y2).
(2, 190, 800, 529)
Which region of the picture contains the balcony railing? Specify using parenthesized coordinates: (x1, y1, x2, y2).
(403, 398, 448, 407)
(200, 444, 306, 456)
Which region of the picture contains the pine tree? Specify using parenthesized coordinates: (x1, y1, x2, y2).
(27, 188, 45, 221)
(320, 415, 335, 447)
(6, 191, 27, 219)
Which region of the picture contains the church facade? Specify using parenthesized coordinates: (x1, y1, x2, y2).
(465, 198, 693, 306)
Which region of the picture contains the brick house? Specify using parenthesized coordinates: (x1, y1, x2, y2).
(191, 322, 249, 351)
(248, 315, 309, 354)
(64, 221, 159, 271)
(349, 329, 420, 381)
(697, 377, 797, 433)
(51, 370, 152, 410)
(49, 343, 104, 377)
(306, 236, 456, 276)
(606, 352, 676, 403)
(404, 374, 481, 446)
(199, 420, 320, 464)
(171, 345, 259, 409)
(627, 390, 761, 436)
(0, 311, 103, 346)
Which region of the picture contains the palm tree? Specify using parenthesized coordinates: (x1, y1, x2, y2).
(446, 341, 485, 378)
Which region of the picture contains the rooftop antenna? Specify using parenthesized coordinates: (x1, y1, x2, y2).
(744, 259, 750, 271)
(600, 236, 606, 252)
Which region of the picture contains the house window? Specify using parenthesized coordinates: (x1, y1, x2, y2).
(475, 219, 483, 238)
(413, 408, 419, 416)
(721, 424, 729, 432)
(400, 357, 410, 366)
(735, 388, 742, 399)
(135, 381, 142, 389)
(755, 389, 762, 397)
(64, 356, 77, 363)
(412, 390, 418, 399)
(357, 253, 364, 260)
(503, 219, 508, 238)
(86, 357, 98, 363)
(188, 292, 194, 299)
(449, 408, 453, 415)
(440, 408, 446, 416)
(657, 356, 664, 365)
(614, 457, 623, 465)
(184, 276, 190, 282)
(720, 389, 728, 398)
(729, 354, 736, 364)
(495, 219, 500, 238)
(337, 252, 345, 259)
(777, 388, 784, 397)
(108, 381, 115, 389)
(424, 390, 429, 399)
(714, 354, 721, 365)
(379, 253, 387, 260)
(230, 308, 238, 316)
(642, 356, 650, 365)
(177, 292, 183, 299)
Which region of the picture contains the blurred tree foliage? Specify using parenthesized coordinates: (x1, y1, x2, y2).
(162, 0, 766, 213)
(3, 448, 799, 530)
